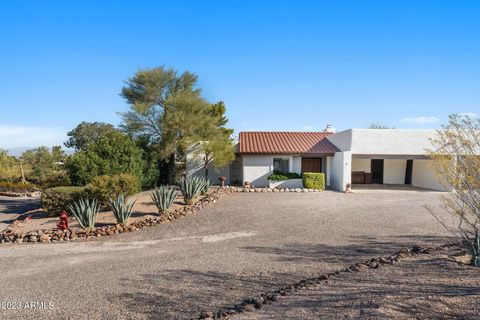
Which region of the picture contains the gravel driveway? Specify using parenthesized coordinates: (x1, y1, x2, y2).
(0, 190, 452, 319)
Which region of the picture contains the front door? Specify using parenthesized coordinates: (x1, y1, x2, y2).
(371, 159, 384, 184)
(302, 158, 322, 173)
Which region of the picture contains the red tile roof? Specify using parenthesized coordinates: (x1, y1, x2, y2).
(239, 131, 338, 154)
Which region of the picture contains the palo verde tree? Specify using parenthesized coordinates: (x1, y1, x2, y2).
(120, 67, 201, 183)
(428, 114, 480, 267)
(120, 66, 234, 183)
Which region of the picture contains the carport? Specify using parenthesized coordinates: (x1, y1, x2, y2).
(326, 129, 444, 191)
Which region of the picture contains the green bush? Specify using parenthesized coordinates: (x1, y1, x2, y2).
(41, 186, 88, 216)
(267, 171, 302, 181)
(87, 174, 139, 207)
(302, 172, 325, 190)
(0, 181, 35, 193)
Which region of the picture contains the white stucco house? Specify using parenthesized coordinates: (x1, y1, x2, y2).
(186, 126, 444, 191)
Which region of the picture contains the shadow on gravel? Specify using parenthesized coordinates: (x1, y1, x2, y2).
(113, 235, 458, 319)
(115, 269, 289, 319)
(0, 196, 40, 222)
(243, 254, 480, 319)
(239, 235, 454, 264)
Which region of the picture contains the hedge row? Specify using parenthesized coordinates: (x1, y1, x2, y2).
(302, 172, 325, 191)
(41, 174, 139, 216)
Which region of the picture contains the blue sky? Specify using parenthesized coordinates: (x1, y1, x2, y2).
(1, 0, 479, 149)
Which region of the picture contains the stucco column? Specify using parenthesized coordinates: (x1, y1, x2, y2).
(331, 151, 352, 191)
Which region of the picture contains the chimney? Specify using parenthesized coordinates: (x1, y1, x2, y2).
(323, 124, 336, 133)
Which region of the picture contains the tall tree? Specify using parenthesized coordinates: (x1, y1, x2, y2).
(119, 66, 214, 183)
(120, 67, 200, 142)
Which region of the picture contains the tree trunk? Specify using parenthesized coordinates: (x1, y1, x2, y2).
(204, 154, 211, 180)
(20, 162, 26, 184)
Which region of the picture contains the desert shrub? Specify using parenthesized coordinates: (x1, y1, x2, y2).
(41, 186, 88, 216)
(87, 174, 139, 207)
(178, 176, 206, 204)
(151, 186, 178, 214)
(302, 172, 325, 190)
(68, 198, 100, 229)
(0, 181, 35, 193)
(267, 171, 302, 181)
(110, 194, 136, 225)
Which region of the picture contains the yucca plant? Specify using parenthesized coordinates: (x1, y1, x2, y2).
(110, 194, 136, 225)
(151, 186, 178, 214)
(68, 198, 100, 230)
(178, 176, 206, 204)
(202, 179, 213, 195)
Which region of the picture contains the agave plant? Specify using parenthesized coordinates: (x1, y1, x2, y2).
(151, 186, 178, 214)
(178, 176, 206, 204)
(110, 194, 136, 225)
(68, 198, 100, 230)
(202, 179, 213, 195)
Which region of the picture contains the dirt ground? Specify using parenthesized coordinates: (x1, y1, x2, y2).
(233, 247, 480, 319)
(0, 190, 473, 319)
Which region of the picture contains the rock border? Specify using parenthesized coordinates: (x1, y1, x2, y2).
(0, 187, 234, 245)
(194, 243, 459, 320)
(230, 187, 323, 193)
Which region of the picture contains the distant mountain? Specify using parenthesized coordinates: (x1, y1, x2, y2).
(7, 147, 75, 157)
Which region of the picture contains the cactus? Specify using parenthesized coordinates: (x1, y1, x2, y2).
(202, 179, 213, 195)
(151, 186, 178, 214)
(178, 176, 206, 204)
(68, 198, 100, 229)
(110, 194, 136, 225)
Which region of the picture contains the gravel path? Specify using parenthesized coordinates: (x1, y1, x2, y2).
(0, 190, 453, 319)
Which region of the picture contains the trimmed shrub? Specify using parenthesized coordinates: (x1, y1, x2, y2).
(0, 181, 35, 193)
(68, 198, 100, 229)
(41, 186, 88, 216)
(151, 186, 178, 214)
(110, 194, 136, 225)
(178, 176, 206, 204)
(87, 174, 139, 207)
(267, 171, 302, 181)
(302, 172, 325, 190)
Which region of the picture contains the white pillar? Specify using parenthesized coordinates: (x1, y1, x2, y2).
(331, 151, 352, 191)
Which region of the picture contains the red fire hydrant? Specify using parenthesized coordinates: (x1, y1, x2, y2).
(57, 211, 69, 230)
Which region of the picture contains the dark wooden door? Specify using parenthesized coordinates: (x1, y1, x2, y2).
(371, 159, 384, 184)
(301, 158, 322, 173)
(404, 159, 413, 185)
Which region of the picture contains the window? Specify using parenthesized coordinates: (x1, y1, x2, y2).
(273, 158, 289, 173)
